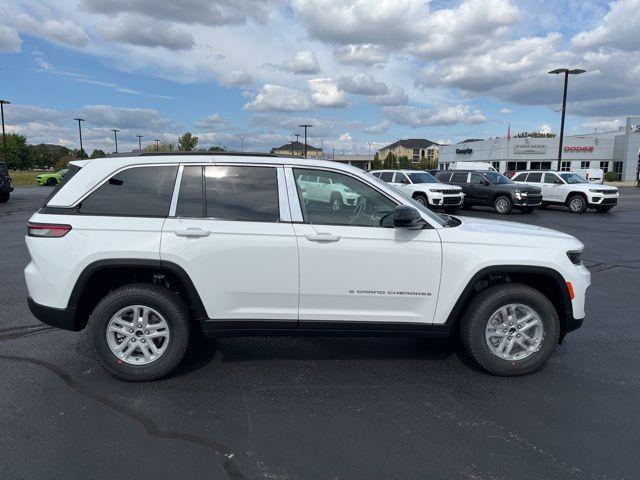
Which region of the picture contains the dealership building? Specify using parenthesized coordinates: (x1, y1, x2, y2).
(439, 116, 640, 181)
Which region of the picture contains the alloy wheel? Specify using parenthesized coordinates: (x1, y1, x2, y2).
(484, 303, 544, 361)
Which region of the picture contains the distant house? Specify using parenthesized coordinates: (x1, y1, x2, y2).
(378, 139, 440, 164)
(271, 141, 323, 158)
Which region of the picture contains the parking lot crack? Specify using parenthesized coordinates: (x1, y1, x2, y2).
(0, 354, 248, 480)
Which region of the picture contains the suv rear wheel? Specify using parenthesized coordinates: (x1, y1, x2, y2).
(494, 195, 512, 215)
(88, 283, 191, 381)
(460, 283, 560, 376)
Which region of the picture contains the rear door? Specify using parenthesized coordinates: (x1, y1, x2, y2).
(161, 164, 299, 322)
(449, 172, 471, 200)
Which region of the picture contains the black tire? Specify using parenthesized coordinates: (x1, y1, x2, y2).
(0, 191, 9, 203)
(459, 283, 560, 376)
(413, 193, 428, 206)
(444, 206, 459, 214)
(520, 207, 536, 214)
(88, 283, 191, 381)
(540, 202, 549, 209)
(494, 195, 512, 215)
(566, 193, 587, 214)
(330, 193, 343, 211)
(595, 205, 613, 213)
(46, 178, 58, 186)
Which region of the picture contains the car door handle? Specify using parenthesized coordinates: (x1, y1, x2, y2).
(305, 232, 341, 243)
(173, 228, 210, 238)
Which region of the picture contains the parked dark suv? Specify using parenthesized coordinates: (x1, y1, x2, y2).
(436, 170, 542, 214)
(0, 164, 12, 203)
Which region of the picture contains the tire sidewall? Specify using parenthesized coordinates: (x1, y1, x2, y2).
(414, 194, 428, 206)
(494, 196, 512, 215)
(89, 286, 190, 381)
(567, 194, 586, 213)
(464, 286, 560, 375)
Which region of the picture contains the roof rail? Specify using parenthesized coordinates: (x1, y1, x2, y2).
(136, 151, 282, 157)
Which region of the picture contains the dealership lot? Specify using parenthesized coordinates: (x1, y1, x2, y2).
(2, 187, 640, 479)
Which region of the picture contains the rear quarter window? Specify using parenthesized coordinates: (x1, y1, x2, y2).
(77, 165, 178, 217)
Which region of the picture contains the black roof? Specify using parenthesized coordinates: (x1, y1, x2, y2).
(272, 141, 321, 152)
(381, 139, 438, 150)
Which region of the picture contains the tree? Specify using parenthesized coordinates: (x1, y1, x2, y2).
(29, 144, 56, 170)
(398, 155, 410, 169)
(90, 149, 107, 159)
(1, 133, 32, 170)
(178, 132, 198, 151)
(208, 145, 225, 152)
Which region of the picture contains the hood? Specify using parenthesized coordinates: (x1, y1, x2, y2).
(402, 182, 462, 191)
(452, 215, 573, 240)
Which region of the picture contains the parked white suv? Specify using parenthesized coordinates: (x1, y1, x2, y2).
(25, 153, 589, 380)
(370, 169, 464, 213)
(512, 170, 619, 213)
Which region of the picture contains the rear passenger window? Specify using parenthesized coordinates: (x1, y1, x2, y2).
(177, 166, 204, 217)
(204, 165, 279, 222)
(379, 172, 394, 182)
(527, 172, 542, 183)
(451, 172, 468, 183)
(78, 166, 177, 217)
(436, 172, 451, 182)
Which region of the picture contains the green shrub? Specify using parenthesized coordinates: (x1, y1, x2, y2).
(604, 171, 617, 182)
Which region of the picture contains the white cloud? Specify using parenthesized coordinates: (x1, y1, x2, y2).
(80, 105, 171, 129)
(338, 73, 388, 95)
(338, 132, 352, 142)
(539, 124, 553, 134)
(81, 0, 270, 26)
(309, 78, 348, 108)
(581, 118, 624, 132)
(363, 120, 390, 134)
(194, 113, 228, 128)
(333, 44, 388, 65)
(14, 13, 90, 48)
(499, 108, 512, 114)
(284, 50, 321, 75)
(382, 104, 487, 127)
(572, 0, 639, 52)
(98, 15, 194, 50)
(220, 70, 253, 86)
(369, 85, 408, 106)
(243, 84, 314, 111)
(0, 25, 22, 52)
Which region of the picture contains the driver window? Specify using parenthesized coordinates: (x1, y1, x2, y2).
(293, 168, 397, 227)
(470, 173, 484, 185)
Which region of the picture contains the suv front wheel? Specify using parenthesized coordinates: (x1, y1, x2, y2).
(460, 283, 560, 376)
(494, 195, 512, 215)
(88, 283, 191, 381)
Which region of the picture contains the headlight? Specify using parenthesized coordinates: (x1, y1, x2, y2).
(589, 189, 600, 193)
(430, 189, 442, 193)
(514, 190, 522, 200)
(567, 250, 583, 265)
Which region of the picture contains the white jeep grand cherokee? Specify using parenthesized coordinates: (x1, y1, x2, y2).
(370, 169, 464, 213)
(25, 153, 590, 381)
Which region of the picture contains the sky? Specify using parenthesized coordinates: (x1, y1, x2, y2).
(0, 0, 638, 154)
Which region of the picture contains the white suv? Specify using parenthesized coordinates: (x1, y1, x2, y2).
(370, 169, 464, 213)
(25, 153, 590, 381)
(512, 170, 619, 213)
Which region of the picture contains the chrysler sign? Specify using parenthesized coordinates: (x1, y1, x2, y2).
(514, 144, 546, 154)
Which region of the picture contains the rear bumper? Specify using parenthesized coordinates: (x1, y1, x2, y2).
(27, 296, 81, 331)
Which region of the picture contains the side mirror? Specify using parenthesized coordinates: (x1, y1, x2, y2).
(482, 180, 490, 186)
(401, 178, 410, 185)
(394, 205, 426, 230)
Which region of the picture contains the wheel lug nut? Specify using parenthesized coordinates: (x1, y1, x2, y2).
(509, 322, 514, 326)
(129, 329, 134, 333)
(508, 336, 512, 340)
(141, 339, 146, 343)
(131, 338, 136, 342)
(145, 330, 150, 335)
(137, 324, 142, 328)
(503, 329, 508, 333)
(516, 334, 521, 338)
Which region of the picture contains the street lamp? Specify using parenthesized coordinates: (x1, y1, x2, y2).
(299, 124, 312, 158)
(0, 100, 10, 171)
(111, 129, 120, 153)
(240, 136, 245, 152)
(154, 139, 160, 151)
(294, 134, 300, 156)
(136, 135, 143, 150)
(73, 118, 85, 158)
(548, 68, 586, 171)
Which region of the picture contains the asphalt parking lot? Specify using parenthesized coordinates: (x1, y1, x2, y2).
(2, 186, 640, 480)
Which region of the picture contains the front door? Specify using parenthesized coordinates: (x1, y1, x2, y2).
(287, 167, 442, 326)
(161, 164, 299, 321)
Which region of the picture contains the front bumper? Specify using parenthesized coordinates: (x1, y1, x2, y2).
(588, 194, 618, 206)
(27, 296, 81, 331)
(513, 194, 542, 207)
(430, 194, 464, 207)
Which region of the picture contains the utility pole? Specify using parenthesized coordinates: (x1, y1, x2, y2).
(332, 147, 335, 161)
(320, 137, 325, 158)
(155, 139, 160, 151)
(548, 68, 586, 171)
(298, 124, 312, 158)
(295, 134, 300, 157)
(1, 100, 10, 171)
(111, 129, 120, 153)
(136, 135, 143, 150)
(74, 118, 85, 158)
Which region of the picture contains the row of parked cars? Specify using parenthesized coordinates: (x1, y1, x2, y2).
(371, 168, 619, 215)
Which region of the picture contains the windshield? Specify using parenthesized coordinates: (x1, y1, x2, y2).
(366, 173, 447, 226)
(560, 173, 587, 184)
(408, 172, 438, 184)
(483, 172, 513, 185)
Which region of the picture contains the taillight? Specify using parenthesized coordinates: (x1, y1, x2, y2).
(27, 222, 72, 238)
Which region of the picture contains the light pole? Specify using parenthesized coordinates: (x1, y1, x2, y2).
(74, 118, 85, 158)
(111, 129, 120, 153)
(294, 134, 300, 157)
(332, 147, 335, 161)
(548, 68, 586, 171)
(299, 124, 312, 158)
(240, 136, 245, 152)
(320, 137, 325, 158)
(0, 100, 10, 171)
(136, 135, 143, 150)
(154, 139, 160, 151)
